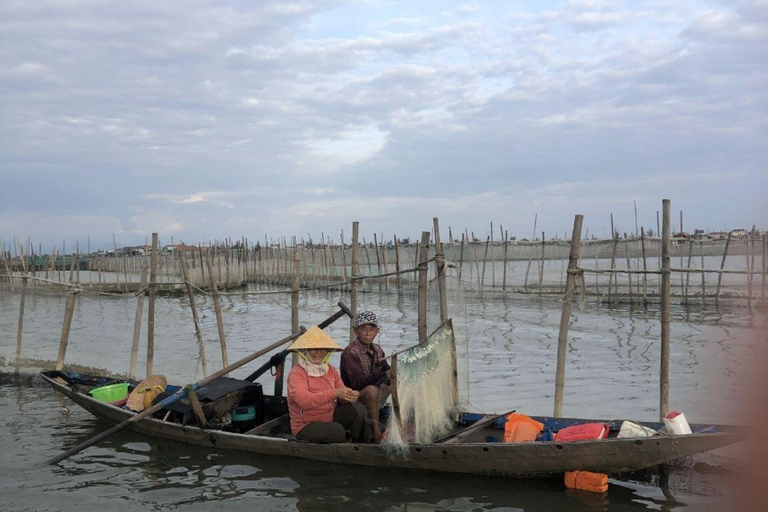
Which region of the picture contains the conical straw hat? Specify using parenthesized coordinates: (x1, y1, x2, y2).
(127, 374, 167, 412)
(287, 326, 342, 352)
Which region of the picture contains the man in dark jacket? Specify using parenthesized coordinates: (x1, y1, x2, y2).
(340, 310, 390, 442)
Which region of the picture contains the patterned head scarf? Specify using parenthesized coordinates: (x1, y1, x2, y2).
(354, 310, 378, 328)
(297, 349, 332, 377)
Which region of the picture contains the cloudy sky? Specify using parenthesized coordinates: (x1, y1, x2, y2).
(1, 0, 766, 250)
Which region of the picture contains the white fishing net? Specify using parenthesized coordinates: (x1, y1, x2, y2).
(383, 321, 458, 455)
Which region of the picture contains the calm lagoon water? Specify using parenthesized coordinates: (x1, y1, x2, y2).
(1, 279, 764, 511)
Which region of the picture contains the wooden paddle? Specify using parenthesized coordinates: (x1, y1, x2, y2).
(47, 302, 352, 465)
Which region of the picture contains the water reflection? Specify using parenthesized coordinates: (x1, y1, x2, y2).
(3, 382, 743, 512)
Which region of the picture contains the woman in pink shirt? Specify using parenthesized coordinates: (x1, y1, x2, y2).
(287, 326, 372, 443)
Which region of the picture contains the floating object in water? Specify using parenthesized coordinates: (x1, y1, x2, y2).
(565, 470, 609, 493)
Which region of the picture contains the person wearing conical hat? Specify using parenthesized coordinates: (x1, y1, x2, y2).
(286, 326, 372, 444)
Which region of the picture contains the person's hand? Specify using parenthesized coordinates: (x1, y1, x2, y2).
(335, 387, 359, 402)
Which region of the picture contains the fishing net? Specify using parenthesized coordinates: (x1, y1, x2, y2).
(383, 320, 458, 455)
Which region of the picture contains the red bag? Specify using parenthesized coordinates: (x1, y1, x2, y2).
(554, 423, 610, 442)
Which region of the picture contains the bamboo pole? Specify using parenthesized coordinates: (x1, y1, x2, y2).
(147, 233, 158, 376)
(660, 199, 671, 420)
(15, 274, 28, 374)
(382, 237, 389, 290)
(417, 231, 430, 342)
(641, 227, 648, 305)
(55, 290, 78, 371)
(458, 233, 465, 280)
(128, 268, 148, 379)
(340, 231, 348, 284)
(624, 238, 634, 302)
(180, 245, 208, 377)
(394, 235, 402, 290)
(481, 236, 490, 289)
(502, 230, 509, 292)
(350, 222, 359, 343)
(490, 222, 496, 288)
(762, 234, 766, 301)
(434, 218, 448, 323)
(291, 249, 301, 368)
(374, 233, 382, 289)
(715, 231, 732, 302)
(609, 215, 618, 300)
(538, 232, 545, 296)
(700, 240, 706, 303)
(553, 214, 583, 418)
(746, 236, 753, 308)
(524, 214, 537, 291)
(205, 251, 228, 370)
(684, 240, 694, 303)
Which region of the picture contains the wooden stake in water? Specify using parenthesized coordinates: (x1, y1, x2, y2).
(715, 231, 732, 302)
(350, 222, 359, 343)
(502, 230, 509, 293)
(205, 251, 229, 370)
(525, 214, 537, 291)
(609, 215, 618, 300)
(538, 232, 545, 296)
(434, 217, 448, 323)
(180, 245, 208, 377)
(417, 231, 430, 342)
(553, 215, 583, 418)
(625, 238, 634, 303)
(129, 267, 148, 379)
(394, 235, 403, 290)
(147, 233, 158, 376)
(660, 199, 671, 420)
(641, 227, 648, 305)
(15, 273, 28, 375)
(55, 290, 78, 371)
(481, 235, 490, 289)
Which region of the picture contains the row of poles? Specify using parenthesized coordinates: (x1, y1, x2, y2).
(3, 206, 765, 421)
(3, 223, 765, 303)
(554, 200, 704, 421)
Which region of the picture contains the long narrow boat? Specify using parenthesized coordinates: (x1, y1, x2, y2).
(41, 370, 746, 478)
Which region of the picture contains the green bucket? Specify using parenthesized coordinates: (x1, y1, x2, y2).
(90, 382, 129, 403)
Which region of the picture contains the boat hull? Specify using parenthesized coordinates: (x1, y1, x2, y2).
(42, 372, 746, 477)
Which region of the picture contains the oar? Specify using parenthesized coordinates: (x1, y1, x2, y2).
(243, 301, 353, 382)
(47, 302, 352, 465)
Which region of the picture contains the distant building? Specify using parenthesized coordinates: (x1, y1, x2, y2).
(730, 228, 747, 239)
(709, 231, 729, 241)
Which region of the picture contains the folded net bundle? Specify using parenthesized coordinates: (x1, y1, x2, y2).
(384, 321, 458, 454)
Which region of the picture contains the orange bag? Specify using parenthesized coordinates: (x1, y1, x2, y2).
(564, 470, 609, 493)
(503, 413, 544, 443)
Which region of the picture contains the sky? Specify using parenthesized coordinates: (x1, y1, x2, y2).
(1, 0, 766, 251)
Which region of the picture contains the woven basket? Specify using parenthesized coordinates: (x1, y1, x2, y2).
(127, 374, 167, 412)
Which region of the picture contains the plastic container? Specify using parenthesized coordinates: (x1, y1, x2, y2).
(230, 405, 257, 432)
(90, 382, 129, 403)
(554, 423, 610, 442)
(663, 411, 692, 435)
(617, 421, 657, 439)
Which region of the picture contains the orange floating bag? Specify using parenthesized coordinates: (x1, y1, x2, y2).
(564, 470, 609, 493)
(503, 413, 545, 443)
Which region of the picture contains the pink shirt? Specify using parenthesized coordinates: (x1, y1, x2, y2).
(287, 365, 345, 435)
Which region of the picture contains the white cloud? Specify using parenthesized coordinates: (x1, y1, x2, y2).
(0, 0, 765, 249)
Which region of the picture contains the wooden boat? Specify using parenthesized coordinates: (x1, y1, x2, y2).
(41, 370, 747, 478)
